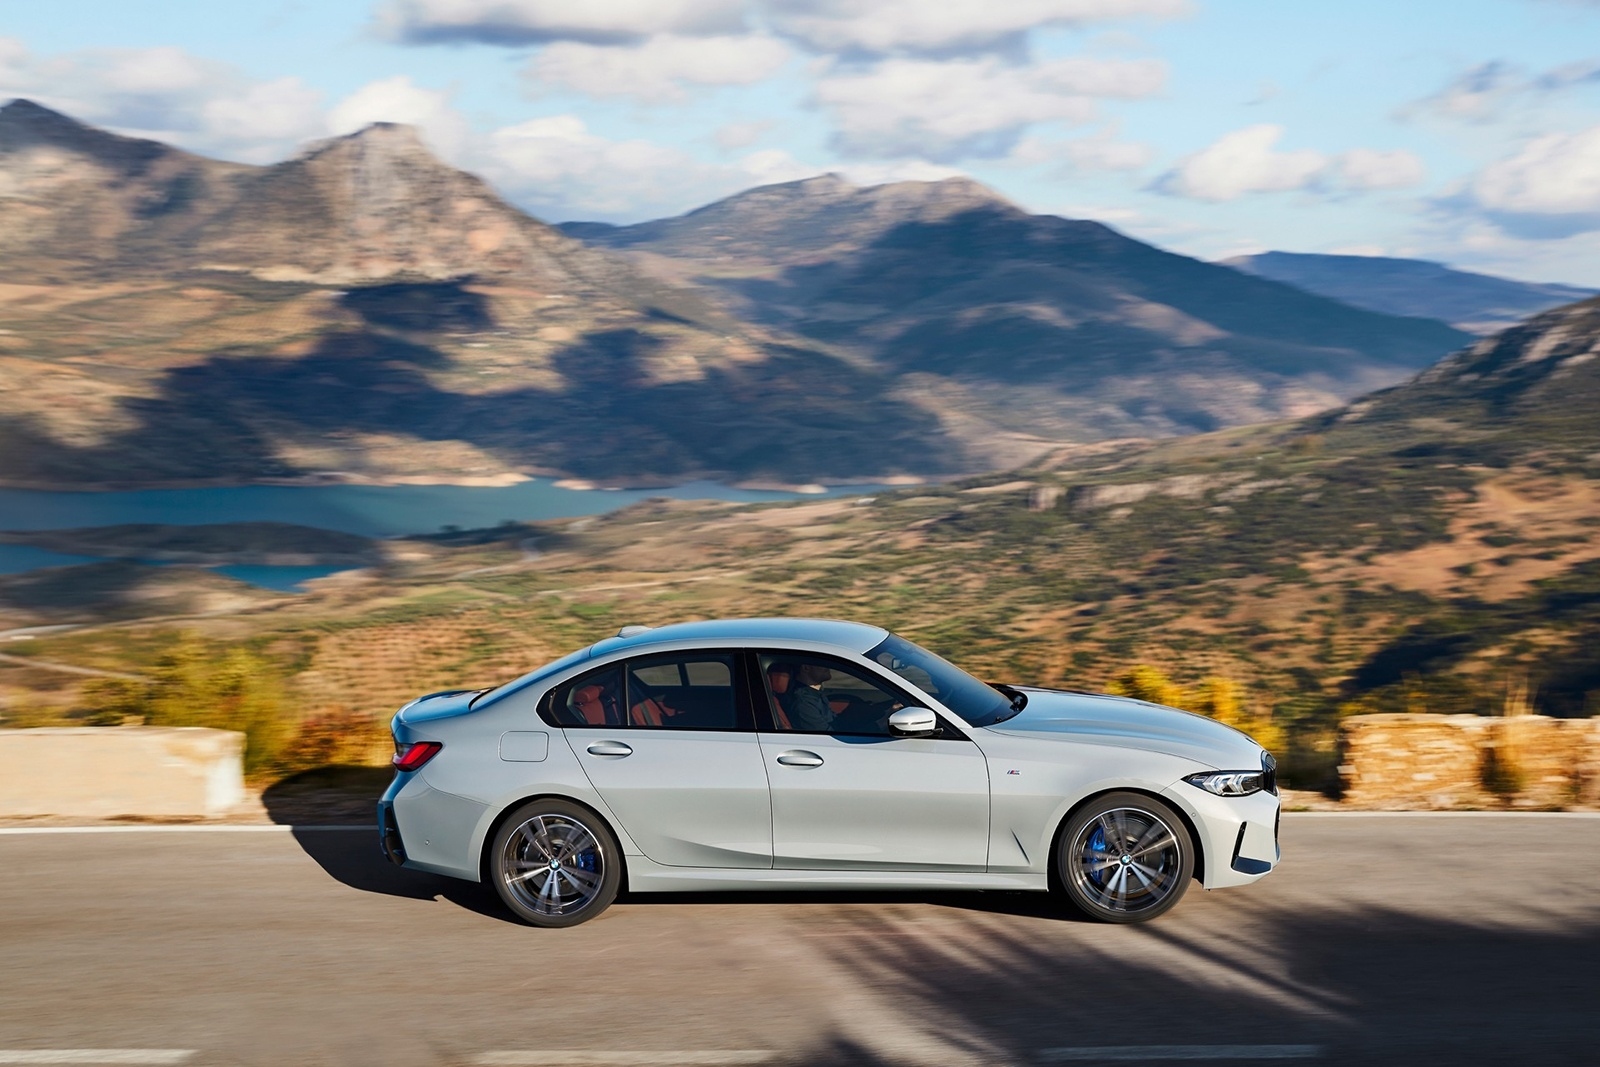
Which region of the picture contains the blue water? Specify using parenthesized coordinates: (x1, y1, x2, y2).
(0, 479, 880, 590)
(0, 544, 104, 575)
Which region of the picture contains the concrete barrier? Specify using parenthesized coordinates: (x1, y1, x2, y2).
(1340, 713, 1600, 810)
(0, 727, 245, 818)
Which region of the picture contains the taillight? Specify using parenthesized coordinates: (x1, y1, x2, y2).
(392, 740, 443, 772)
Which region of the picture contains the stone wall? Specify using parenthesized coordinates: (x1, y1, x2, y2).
(0, 727, 245, 818)
(1340, 713, 1600, 810)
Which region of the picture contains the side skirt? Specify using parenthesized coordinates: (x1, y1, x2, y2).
(622, 858, 1050, 894)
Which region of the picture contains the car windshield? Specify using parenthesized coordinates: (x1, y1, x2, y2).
(865, 633, 1019, 727)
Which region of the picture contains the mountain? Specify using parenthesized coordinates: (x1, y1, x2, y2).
(1224, 251, 1595, 335)
(567, 177, 1473, 440)
(0, 100, 955, 487)
(0, 102, 1470, 490)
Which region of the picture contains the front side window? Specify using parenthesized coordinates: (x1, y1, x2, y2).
(757, 652, 912, 736)
(866, 633, 1016, 727)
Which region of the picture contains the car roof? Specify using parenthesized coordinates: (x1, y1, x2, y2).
(589, 617, 889, 659)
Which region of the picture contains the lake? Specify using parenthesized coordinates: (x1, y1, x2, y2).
(0, 479, 879, 588)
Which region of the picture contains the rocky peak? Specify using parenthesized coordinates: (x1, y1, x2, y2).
(0, 98, 171, 171)
(297, 122, 440, 167)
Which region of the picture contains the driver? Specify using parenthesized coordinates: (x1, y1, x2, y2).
(785, 663, 835, 731)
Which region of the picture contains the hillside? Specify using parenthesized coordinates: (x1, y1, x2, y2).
(6, 295, 1597, 789)
(1225, 252, 1595, 335)
(567, 176, 1472, 441)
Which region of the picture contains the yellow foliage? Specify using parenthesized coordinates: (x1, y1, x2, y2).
(1108, 665, 1284, 757)
(81, 633, 294, 777)
(1106, 665, 1186, 709)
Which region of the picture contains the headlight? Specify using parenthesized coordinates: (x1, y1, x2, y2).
(1185, 770, 1266, 796)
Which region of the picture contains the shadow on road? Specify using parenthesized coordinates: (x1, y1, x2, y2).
(261, 765, 522, 924)
(793, 901, 1600, 1067)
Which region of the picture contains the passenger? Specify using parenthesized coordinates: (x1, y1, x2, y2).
(785, 663, 835, 732)
(766, 662, 798, 730)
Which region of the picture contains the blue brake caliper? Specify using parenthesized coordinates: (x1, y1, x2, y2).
(1087, 826, 1108, 888)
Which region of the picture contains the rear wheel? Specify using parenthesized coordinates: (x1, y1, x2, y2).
(1056, 792, 1194, 923)
(490, 799, 622, 928)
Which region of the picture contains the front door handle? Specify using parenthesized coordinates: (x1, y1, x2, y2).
(586, 740, 633, 758)
(775, 750, 824, 767)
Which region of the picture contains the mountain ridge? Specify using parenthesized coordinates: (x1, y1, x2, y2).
(1225, 251, 1595, 335)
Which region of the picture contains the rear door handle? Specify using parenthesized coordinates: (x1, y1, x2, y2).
(586, 740, 633, 758)
(775, 750, 824, 767)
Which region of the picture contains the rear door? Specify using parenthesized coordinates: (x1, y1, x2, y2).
(752, 650, 990, 871)
(554, 651, 772, 869)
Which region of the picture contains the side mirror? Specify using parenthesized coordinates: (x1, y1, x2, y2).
(888, 707, 939, 738)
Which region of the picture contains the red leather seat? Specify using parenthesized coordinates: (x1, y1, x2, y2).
(630, 696, 670, 726)
(572, 684, 609, 725)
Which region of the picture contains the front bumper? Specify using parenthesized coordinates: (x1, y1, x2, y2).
(1162, 779, 1281, 889)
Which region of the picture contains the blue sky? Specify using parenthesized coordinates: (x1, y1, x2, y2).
(3, 0, 1598, 283)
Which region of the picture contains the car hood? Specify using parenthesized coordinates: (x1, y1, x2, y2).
(983, 688, 1264, 768)
(394, 689, 480, 726)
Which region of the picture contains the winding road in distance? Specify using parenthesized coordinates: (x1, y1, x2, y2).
(1, 814, 1596, 1067)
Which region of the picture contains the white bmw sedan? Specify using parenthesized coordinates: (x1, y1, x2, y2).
(379, 618, 1280, 927)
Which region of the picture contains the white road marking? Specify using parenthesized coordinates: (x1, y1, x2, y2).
(1039, 1046, 1322, 1062)
(0, 1052, 195, 1065)
(1284, 811, 1600, 818)
(0, 825, 371, 835)
(473, 1054, 779, 1066)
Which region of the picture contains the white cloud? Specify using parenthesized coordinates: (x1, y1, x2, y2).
(1337, 147, 1425, 190)
(1404, 61, 1520, 123)
(715, 119, 775, 150)
(526, 34, 790, 101)
(813, 54, 1162, 160)
(482, 113, 818, 219)
(1326, 244, 1390, 257)
(1404, 58, 1600, 125)
(1154, 124, 1327, 201)
(1469, 124, 1600, 235)
(382, 0, 1187, 56)
(764, 0, 1187, 56)
(378, 0, 747, 45)
(831, 159, 968, 186)
(1063, 124, 1153, 170)
(199, 78, 325, 161)
(0, 40, 326, 160)
(326, 75, 471, 158)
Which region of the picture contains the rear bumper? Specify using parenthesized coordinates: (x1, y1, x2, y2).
(378, 799, 406, 866)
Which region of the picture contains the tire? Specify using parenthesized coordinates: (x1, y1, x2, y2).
(1056, 792, 1195, 924)
(490, 799, 623, 928)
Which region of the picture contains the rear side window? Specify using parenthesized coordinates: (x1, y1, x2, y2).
(623, 652, 748, 730)
(543, 665, 624, 727)
(540, 653, 750, 730)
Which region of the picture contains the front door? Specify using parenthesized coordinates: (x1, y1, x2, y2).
(753, 651, 990, 870)
(555, 651, 772, 869)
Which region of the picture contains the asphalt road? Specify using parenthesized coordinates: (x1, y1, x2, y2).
(1, 815, 1597, 1067)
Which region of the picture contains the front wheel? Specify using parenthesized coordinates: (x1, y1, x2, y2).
(490, 799, 622, 928)
(1056, 792, 1194, 923)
